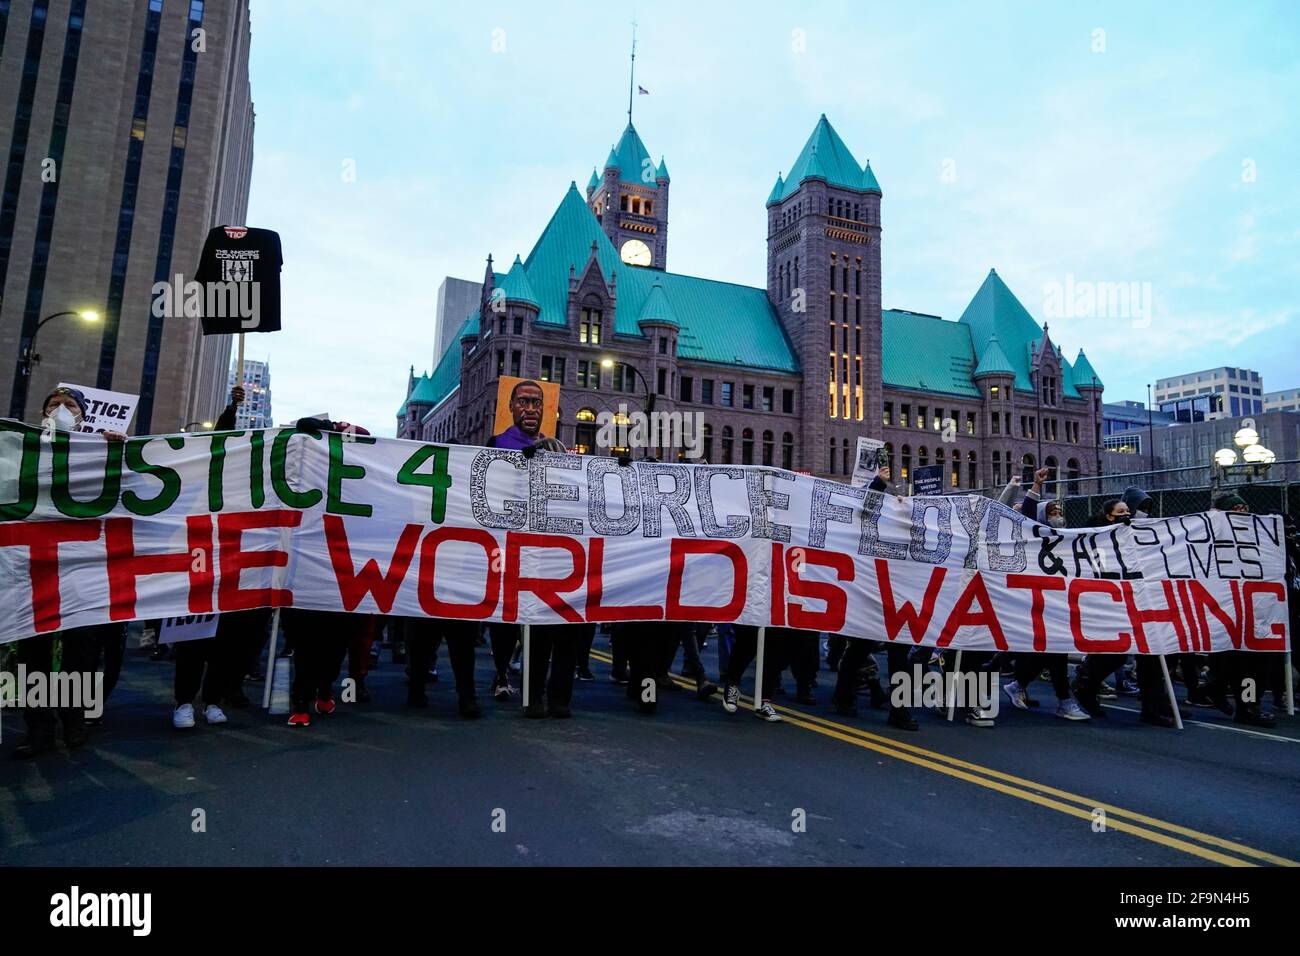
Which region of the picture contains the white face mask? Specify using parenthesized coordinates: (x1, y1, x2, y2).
(1134, 509, 1149, 519)
(1048, 516, 1066, 529)
(44, 404, 79, 432)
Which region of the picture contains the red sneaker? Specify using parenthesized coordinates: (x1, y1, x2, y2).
(287, 711, 310, 727)
(314, 697, 336, 716)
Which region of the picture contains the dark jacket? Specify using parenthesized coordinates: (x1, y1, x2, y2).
(1121, 485, 1153, 515)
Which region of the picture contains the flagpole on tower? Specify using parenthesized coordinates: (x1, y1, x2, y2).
(627, 19, 637, 124)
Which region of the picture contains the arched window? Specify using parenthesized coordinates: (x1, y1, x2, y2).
(1067, 457, 1080, 496)
(935, 448, 945, 489)
(762, 430, 774, 466)
(901, 444, 911, 482)
(919, 445, 928, 468)
(968, 451, 977, 489)
(703, 423, 714, 462)
(1021, 453, 1036, 484)
(722, 426, 734, 465)
(576, 407, 597, 422)
(742, 428, 754, 465)
(782, 432, 794, 470)
(574, 407, 598, 455)
(1044, 455, 1058, 491)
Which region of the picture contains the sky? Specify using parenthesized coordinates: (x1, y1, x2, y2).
(243, 0, 1300, 434)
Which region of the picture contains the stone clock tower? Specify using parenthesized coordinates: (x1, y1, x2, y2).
(585, 123, 670, 271)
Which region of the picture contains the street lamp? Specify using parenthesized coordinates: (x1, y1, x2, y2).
(1234, 425, 1259, 449)
(1213, 448, 1237, 467)
(599, 356, 655, 415)
(10, 309, 100, 418)
(181, 421, 215, 432)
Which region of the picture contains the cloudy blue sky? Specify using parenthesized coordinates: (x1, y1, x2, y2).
(244, 0, 1300, 433)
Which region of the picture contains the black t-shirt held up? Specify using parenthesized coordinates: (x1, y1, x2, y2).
(194, 225, 284, 334)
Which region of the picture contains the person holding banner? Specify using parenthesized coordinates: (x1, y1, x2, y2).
(1070, 493, 1177, 728)
(830, 467, 918, 731)
(405, 616, 481, 718)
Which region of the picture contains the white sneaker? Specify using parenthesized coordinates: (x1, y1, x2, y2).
(754, 700, 783, 722)
(1003, 680, 1028, 711)
(203, 704, 227, 725)
(172, 703, 196, 729)
(721, 683, 740, 714)
(1056, 698, 1091, 721)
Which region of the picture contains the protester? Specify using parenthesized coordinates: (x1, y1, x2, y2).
(831, 466, 918, 730)
(720, 624, 783, 722)
(405, 616, 481, 718)
(1070, 493, 1177, 727)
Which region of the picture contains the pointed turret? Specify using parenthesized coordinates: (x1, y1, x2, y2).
(861, 160, 881, 195)
(1072, 349, 1103, 390)
(498, 254, 539, 308)
(973, 331, 1015, 378)
(655, 156, 670, 182)
(636, 279, 679, 329)
(766, 172, 786, 207)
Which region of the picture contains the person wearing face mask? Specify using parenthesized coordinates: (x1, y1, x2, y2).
(1008, 469, 1090, 720)
(1070, 492, 1176, 727)
(10, 389, 125, 757)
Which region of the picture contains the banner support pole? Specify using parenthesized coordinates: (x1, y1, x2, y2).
(1158, 655, 1184, 730)
(754, 626, 767, 711)
(946, 650, 962, 721)
(521, 623, 531, 709)
(235, 332, 245, 392)
(1284, 652, 1294, 716)
(261, 606, 281, 710)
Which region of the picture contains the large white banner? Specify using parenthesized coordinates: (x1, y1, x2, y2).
(0, 421, 1289, 656)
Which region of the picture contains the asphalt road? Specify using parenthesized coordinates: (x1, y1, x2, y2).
(1, 634, 1297, 867)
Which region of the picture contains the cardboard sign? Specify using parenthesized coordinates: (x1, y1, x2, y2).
(158, 614, 219, 645)
(912, 464, 944, 496)
(491, 375, 561, 440)
(56, 382, 137, 435)
(850, 437, 885, 487)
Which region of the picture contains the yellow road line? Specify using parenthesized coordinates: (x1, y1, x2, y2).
(587, 650, 1296, 867)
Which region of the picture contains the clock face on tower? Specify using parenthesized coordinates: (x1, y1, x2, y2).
(620, 238, 652, 267)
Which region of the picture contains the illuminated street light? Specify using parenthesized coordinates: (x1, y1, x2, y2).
(1213, 448, 1237, 467)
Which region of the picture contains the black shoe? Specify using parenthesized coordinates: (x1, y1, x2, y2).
(1234, 704, 1276, 728)
(611, 667, 629, 685)
(458, 696, 482, 719)
(832, 697, 859, 718)
(1071, 680, 1105, 719)
(656, 674, 679, 691)
(525, 703, 546, 719)
(887, 707, 919, 731)
(637, 699, 657, 715)
(1185, 689, 1215, 708)
(575, 668, 596, 682)
(695, 678, 718, 701)
(356, 682, 371, 704)
(406, 689, 428, 708)
(12, 736, 56, 759)
(64, 723, 90, 749)
(797, 684, 816, 705)
(547, 703, 572, 719)
(1139, 708, 1175, 728)
(245, 671, 264, 682)
(227, 691, 251, 709)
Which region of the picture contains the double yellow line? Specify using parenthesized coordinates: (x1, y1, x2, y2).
(588, 649, 1296, 867)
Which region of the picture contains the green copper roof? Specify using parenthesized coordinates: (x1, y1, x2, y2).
(973, 331, 1015, 377)
(399, 311, 477, 418)
(861, 160, 881, 194)
(637, 279, 679, 328)
(655, 156, 670, 182)
(766, 173, 785, 206)
(882, 310, 981, 398)
(957, 269, 1081, 398)
(1072, 349, 1103, 390)
(587, 167, 599, 192)
(785, 114, 878, 195)
(522, 183, 796, 370)
(602, 123, 658, 186)
(498, 254, 539, 307)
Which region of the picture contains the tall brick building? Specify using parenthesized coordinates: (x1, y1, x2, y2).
(0, 0, 254, 433)
(399, 114, 1115, 492)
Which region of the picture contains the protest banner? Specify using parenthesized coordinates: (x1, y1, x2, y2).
(0, 422, 1289, 658)
(57, 383, 137, 435)
(912, 464, 944, 496)
(851, 437, 884, 487)
(158, 614, 220, 645)
(491, 376, 561, 439)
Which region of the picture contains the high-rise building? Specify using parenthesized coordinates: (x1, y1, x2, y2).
(399, 113, 1123, 491)
(1153, 367, 1263, 421)
(226, 355, 269, 427)
(434, 276, 479, 370)
(0, 0, 255, 432)
(1263, 388, 1300, 413)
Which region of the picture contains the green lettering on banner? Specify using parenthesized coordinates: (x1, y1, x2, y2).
(327, 432, 375, 517)
(249, 430, 265, 508)
(207, 432, 245, 512)
(51, 431, 124, 518)
(270, 428, 323, 509)
(0, 421, 41, 520)
(396, 444, 452, 523)
(123, 436, 186, 516)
